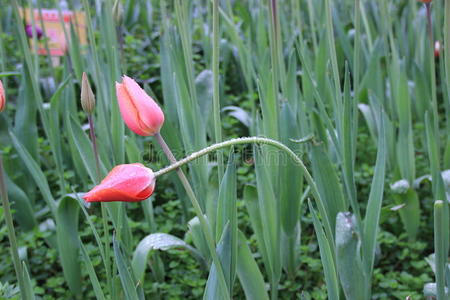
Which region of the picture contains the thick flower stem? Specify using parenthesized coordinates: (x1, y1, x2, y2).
(154, 136, 334, 250)
(87, 114, 112, 296)
(154, 132, 231, 299)
(0, 155, 26, 297)
(88, 115, 101, 180)
(154, 136, 333, 264)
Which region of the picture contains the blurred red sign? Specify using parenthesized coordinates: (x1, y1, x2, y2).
(20, 8, 87, 56)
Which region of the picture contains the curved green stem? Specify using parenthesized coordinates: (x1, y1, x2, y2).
(154, 136, 333, 247)
(154, 133, 231, 299)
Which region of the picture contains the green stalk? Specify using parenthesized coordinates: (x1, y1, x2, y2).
(445, 0, 450, 104)
(353, 0, 361, 142)
(88, 116, 101, 182)
(306, 0, 318, 53)
(87, 115, 112, 297)
(270, 279, 278, 300)
(0, 155, 26, 298)
(55, 4, 71, 62)
(26, 0, 39, 77)
(292, 0, 304, 42)
(81, 0, 114, 158)
(212, 0, 224, 178)
(444, 0, 450, 169)
(433, 200, 446, 300)
(425, 3, 440, 150)
(360, 0, 373, 51)
(344, 0, 361, 218)
(268, 0, 282, 108)
(174, 0, 198, 102)
(270, 0, 286, 94)
(381, 0, 395, 50)
(153, 136, 333, 247)
(325, 0, 342, 104)
(154, 133, 230, 299)
(36, 3, 56, 87)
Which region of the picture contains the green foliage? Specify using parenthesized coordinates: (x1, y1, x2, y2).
(1, 0, 449, 299)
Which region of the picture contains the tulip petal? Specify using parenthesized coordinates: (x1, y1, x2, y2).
(84, 187, 153, 202)
(116, 82, 148, 136)
(95, 163, 154, 192)
(135, 184, 155, 199)
(83, 163, 156, 203)
(122, 76, 164, 135)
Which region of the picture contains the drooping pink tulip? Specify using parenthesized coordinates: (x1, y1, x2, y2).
(0, 80, 5, 112)
(83, 163, 156, 202)
(115, 76, 164, 136)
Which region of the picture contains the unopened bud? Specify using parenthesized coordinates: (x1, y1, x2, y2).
(81, 72, 95, 114)
(0, 80, 5, 112)
(113, 0, 124, 26)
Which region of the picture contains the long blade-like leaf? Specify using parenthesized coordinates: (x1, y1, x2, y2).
(55, 195, 81, 294)
(363, 114, 386, 281)
(113, 235, 144, 300)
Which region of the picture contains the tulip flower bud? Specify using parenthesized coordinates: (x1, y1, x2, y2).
(113, 0, 124, 26)
(0, 80, 5, 112)
(81, 72, 95, 114)
(116, 75, 165, 136)
(83, 163, 156, 202)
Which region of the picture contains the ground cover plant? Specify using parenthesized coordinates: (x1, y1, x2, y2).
(0, 0, 449, 299)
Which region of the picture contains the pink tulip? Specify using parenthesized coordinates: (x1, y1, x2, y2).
(0, 80, 5, 112)
(83, 163, 156, 202)
(116, 76, 164, 136)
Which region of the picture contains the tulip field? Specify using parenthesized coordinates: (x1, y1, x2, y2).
(1, 0, 450, 299)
